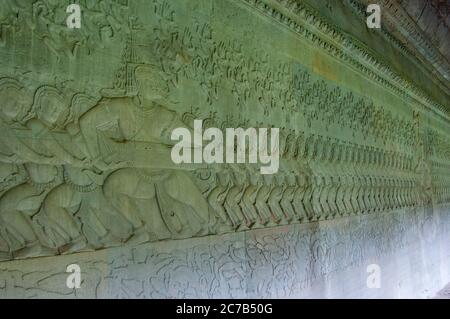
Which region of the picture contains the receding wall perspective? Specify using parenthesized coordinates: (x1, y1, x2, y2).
(0, 0, 449, 298)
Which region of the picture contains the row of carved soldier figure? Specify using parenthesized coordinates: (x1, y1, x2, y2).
(431, 159, 450, 205)
(187, 117, 416, 171)
(205, 167, 420, 230)
(434, 181, 450, 204)
(162, 5, 415, 148)
(278, 131, 414, 171)
(432, 160, 450, 174)
(427, 129, 450, 162)
(294, 75, 416, 146)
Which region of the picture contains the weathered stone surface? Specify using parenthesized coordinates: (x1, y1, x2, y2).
(0, 0, 449, 298)
(0, 205, 449, 298)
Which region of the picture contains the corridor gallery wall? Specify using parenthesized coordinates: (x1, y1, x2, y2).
(0, 0, 449, 299)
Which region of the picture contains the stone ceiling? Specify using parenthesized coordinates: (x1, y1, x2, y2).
(364, 0, 450, 100)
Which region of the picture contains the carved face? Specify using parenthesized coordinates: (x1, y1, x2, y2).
(0, 86, 31, 123)
(36, 93, 68, 128)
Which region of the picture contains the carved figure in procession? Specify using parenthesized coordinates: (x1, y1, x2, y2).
(0, 78, 44, 164)
(334, 175, 346, 216)
(0, 79, 95, 167)
(78, 64, 212, 240)
(267, 174, 287, 224)
(254, 174, 274, 225)
(292, 172, 309, 222)
(207, 168, 234, 230)
(32, 0, 82, 59)
(0, 161, 28, 199)
(239, 166, 261, 227)
(25, 86, 93, 167)
(42, 165, 134, 252)
(0, 0, 31, 45)
(223, 166, 248, 229)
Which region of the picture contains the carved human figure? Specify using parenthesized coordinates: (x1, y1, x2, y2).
(0, 78, 45, 164)
(77, 64, 212, 240)
(0, 80, 91, 167)
(224, 167, 247, 229)
(238, 167, 260, 227)
(356, 176, 366, 213)
(372, 176, 380, 211)
(207, 169, 233, 229)
(32, 0, 82, 59)
(311, 175, 325, 220)
(267, 174, 286, 224)
(382, 177, 389, 210)
(0, 164, 58, 257)
(279, 173, 297, 222)
(292, 173, 309, 222)
(301, 173, 315, 221)
(334, 175, 346, 216)
(342, 175, 354, 216)
(385, 178, 392, 209)
(326, 176, 339, 218)
(348, 175, 360, 214)
(80, 64, 194, 168)
(406, 179, 412, 207)
(0, 0, 31, 44)
(42, 183, 86, 252)
(254, 175, 274, 225)
(42, 166, 133, 251)
(0, 163, 27, 198)
(366, 176, 375, 213)
(25, 86, 92, 167)
(104, 168, 209, 242)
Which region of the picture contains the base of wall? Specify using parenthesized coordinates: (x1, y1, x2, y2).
(1, 205, 449, 298)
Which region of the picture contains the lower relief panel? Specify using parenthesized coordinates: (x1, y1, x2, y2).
(0, 204, 449, 299)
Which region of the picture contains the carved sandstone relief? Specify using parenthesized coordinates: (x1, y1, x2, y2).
(0, 205, 449, 298)
(0, 0, 449, 264)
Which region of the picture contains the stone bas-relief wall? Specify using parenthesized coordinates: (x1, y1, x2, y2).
(0, 205, 450, 298)
(0, 0, 450, 298)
